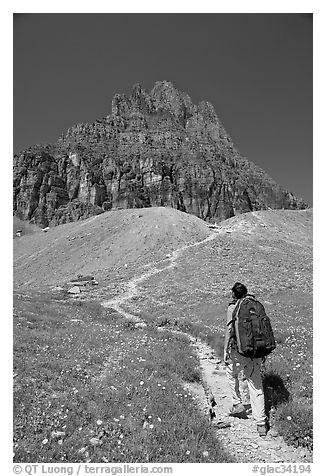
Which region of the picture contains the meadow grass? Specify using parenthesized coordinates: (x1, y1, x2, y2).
(13, 292, 233, 463)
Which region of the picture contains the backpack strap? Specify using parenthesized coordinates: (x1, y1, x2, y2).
(231, 298, 243, 322)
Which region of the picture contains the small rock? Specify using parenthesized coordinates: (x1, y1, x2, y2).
(68, 286, 80, 294)
(51, 431, 65, 438)
(272, 445, 281, 450)
(258, 440, 272, 448)
(298, 448, 308, 458)
(268, 428, 279, 438)
(135, 322, 147, 329)
(214, 421, 231, 429)
(258, 440, 281, 450)
(89, 437, 102, 446)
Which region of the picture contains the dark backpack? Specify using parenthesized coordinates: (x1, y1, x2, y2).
(232, 294, 276, 358)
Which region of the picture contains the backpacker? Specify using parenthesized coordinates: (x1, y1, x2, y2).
(232, 294, 276, 358)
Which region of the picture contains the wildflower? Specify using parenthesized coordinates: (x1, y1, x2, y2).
(203, 451, 209, 457)
(186, 450, 190, 455)
(96, 419, 103, 425)
(42, 439, 48, 445)
(149, 424, 154, 429)
(157, 417, 162, 422)
(58, 440, 63, 445)
(287, 416, 292, 421)
(140, 381, 144, 386)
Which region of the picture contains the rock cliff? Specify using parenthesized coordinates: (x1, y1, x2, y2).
(13, 81, 307, 226)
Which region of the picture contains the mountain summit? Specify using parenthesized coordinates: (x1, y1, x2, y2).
(13, 81, 307, 226)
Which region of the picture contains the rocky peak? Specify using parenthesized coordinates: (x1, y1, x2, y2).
(150, 80, 196, 125)
(13, 81, 308, 227)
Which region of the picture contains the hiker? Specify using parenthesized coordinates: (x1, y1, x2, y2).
(224, 282, 271, 437)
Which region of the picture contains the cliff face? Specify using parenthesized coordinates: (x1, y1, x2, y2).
(13, 81, 307, 227)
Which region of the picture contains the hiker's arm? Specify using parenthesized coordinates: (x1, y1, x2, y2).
(223, 325, 233, 362)
(224, 305, 235, 363)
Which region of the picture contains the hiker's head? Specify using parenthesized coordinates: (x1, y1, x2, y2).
(231, 282, 248, 300)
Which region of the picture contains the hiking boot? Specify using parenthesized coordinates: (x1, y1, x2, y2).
(257, 422, 269, 437)
(228, 403, 246, 416)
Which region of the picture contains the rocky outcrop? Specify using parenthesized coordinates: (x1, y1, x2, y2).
(13, 81, 308, 226)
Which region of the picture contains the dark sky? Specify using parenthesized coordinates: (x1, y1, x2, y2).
(13, 13, 313, 204)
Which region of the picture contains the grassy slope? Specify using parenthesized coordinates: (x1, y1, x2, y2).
(13, 292, 231, 463)
(13, 207, 313, 456)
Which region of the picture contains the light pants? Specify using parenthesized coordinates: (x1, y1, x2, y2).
(225, 350, 266, 425)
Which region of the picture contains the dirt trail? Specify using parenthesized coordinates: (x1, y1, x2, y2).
(101, 229, 312, 463)
(101, 233, 216, 321)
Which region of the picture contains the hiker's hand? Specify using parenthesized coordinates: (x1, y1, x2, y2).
(224, 352, 231, 365)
